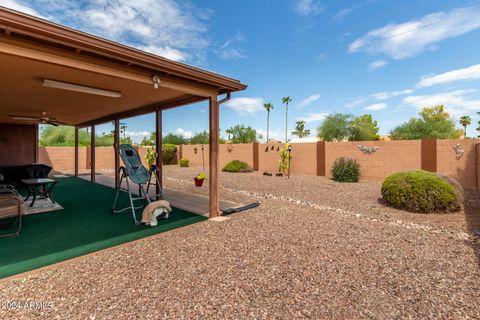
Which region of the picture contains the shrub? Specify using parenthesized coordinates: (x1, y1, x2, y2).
(195, 172, 207, 180)
(331, 157, 360, 182)
(222, 160, 253, 173)
(381, 171, 462, 213)
(179, 158, 189, 167)
(162, 144, 177, 165)
(145, 147, 156, 168)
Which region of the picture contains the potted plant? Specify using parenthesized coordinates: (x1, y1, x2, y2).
(194, 172, 207, 187)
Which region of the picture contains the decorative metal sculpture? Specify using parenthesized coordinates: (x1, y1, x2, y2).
(227, 145, 234, 152)
(357, 145, 379, 154)
(452, 143, 464, 160)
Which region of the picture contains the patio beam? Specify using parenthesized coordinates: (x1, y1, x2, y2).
(114, 120, 120, 189)
(74, 127, 78, 177)
(155, 110, 162, 199)
(209, 95, 219, 218)
(0, 41, 219, 97)
(76, 95, 207, 127)
(90, 125, 95, 182)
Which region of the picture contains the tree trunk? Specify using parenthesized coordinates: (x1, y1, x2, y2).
(266, 111, 270, 143)
(464, 126, 467, 138)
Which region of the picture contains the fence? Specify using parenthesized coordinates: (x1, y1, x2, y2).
(39, 139, 480, 189)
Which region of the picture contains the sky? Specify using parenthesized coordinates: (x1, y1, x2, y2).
(2, 0, 480, 142)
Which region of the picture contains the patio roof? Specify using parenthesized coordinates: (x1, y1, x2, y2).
(0, 7, 246, 126)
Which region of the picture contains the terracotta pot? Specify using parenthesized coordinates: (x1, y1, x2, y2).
(194, 177, 204, 187)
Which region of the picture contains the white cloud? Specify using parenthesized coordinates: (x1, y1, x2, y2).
(403, 89, 480, 116)
(297, 112, 329, 123)
(137, 45, 189, 62)
(365, 103, 387, 111)
(349, 6, 480, 59)
(345, 98, 366, 108)
(297, 93, 321, 107)
(224, 97, 264, 115)
(294, 0, 325, 16)
(418, 63, 480, 87)
(0, 0, 40, 16)
(217, 32, 247, 60)
(124, 130, 151, 143)
(255, 128, 286, 142)
(175, 128, 193, 139)
(368, 60, 387, 70)
(370, 89, 413, 100)
(1, 0, 210, 62)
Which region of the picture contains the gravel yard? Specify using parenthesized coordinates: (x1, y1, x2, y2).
(1, 167, 479, 319)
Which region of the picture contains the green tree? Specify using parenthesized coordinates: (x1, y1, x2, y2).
(263, 102, 274, 142)
(189, 131, 209, 144)
(317, 113, 351, 142)
(459, 115, 471, 138)
(162, 133, 187, 145)
(390, 105, 462, 140)
(282, 96, 292, 142)
(349, 114, 380, 141)
(227, 125, 257, 143)
(476, 112, 480, 138)
(291, 120, 311, 138)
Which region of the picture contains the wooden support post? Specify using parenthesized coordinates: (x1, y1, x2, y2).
(253, 142, 259, 171)
(209, 95, 219, 218)
(114, 120, 120, 188)
(34, 124, 39, 163)
(90, 125, 95, 182)
(74, 127, 79, 177)
(155, 110, 163, 198)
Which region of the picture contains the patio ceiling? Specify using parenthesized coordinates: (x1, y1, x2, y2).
(0, 7, 247, 126)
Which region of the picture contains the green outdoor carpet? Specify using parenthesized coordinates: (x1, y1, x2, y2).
(0, 177, 207, 279)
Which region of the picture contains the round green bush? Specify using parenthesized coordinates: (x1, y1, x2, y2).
(331, 157, 360, 182)
(381, 171, 462, 213)
(222, 160, 253, 173)
(179, 158, 189, 167)
(162, 144, 177, 165)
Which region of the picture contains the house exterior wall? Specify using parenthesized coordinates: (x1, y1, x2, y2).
(0, 124, 37, 166)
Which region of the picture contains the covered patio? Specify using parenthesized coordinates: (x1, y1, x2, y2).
(0, 7, 246, 278)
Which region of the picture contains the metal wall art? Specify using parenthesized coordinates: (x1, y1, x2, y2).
(357, 145, 379, 154)
(452, 143, 464, 160)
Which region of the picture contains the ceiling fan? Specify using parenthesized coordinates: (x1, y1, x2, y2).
(10, 112, 67, 126)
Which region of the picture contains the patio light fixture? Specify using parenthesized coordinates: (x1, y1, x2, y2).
(152, 75, 161, 89)
(42, 79, 122, 98)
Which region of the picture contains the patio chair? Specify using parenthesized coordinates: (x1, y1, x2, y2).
(112, 144, 163, 225)
(0, 187, 25, 238)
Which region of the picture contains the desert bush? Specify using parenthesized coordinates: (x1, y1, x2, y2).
(222, 160, 253, 173)
(162, 144, 177, 165)
(381, 170, 462, 213)
(331, 157, 360, 182)
(145, 147, 156, 168)
(179, 158, 189, 167)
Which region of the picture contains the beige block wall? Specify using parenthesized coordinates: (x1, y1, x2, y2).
(436, 139, 478, 188)
(477, 144, 480, 190)
(258, 142, 284, 173)
(181, 144, 254, 169)
(39, 146, 86, 171)
(325, 140, 422, 181)
(94, 147, 115, 169)
(180, 145, 209, 167)
(258, 143, 317, 175)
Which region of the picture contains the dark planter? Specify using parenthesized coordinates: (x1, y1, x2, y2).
(194, 177, 204, 187)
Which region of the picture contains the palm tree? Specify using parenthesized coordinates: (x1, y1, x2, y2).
(291, 120, 311, 138)
(459, 115, 472, 138)
(263, 103, 274, 142)
(282, 96, 292, 143)
(225, 128, 233, 141)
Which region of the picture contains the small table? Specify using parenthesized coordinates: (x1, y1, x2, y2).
(21, 178, 58, 207)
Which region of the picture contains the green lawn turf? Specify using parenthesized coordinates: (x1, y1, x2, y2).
(0, 177, 207, 279)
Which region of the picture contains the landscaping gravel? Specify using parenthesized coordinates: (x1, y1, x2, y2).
(1, 167, 479, 319)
